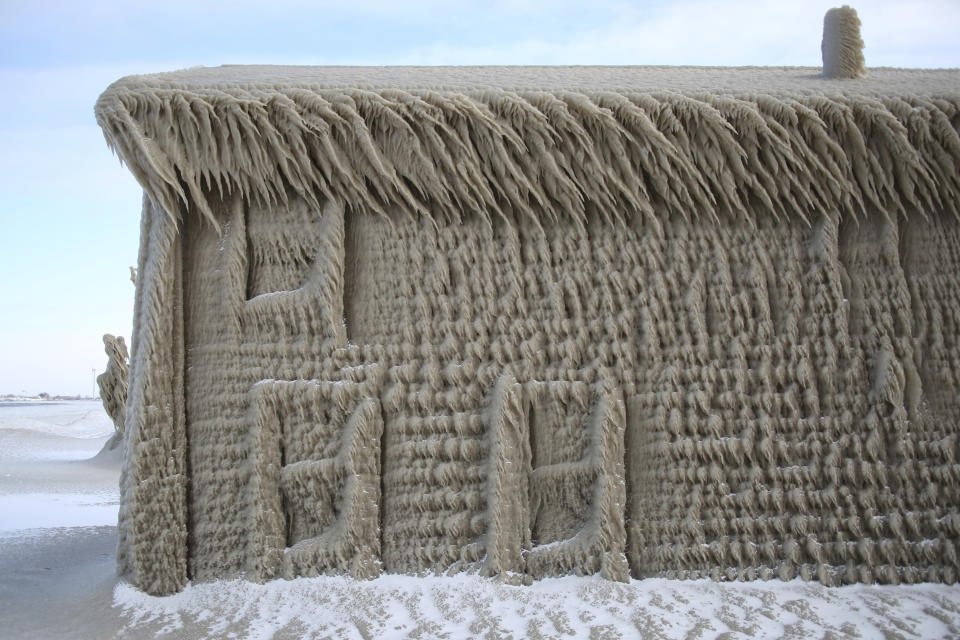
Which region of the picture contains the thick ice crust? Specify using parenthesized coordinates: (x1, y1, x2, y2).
(96, 66, 960, 229)
(98, 67, 960, 594)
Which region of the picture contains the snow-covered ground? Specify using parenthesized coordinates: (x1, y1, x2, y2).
(116, 572, 960, 640)
(0, 400, 119, 535)
(0, 400, 122, 639)
(1, 401, 958, 639)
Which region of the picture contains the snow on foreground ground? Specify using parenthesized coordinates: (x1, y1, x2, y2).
(2, 401, 960, 639)
(116, 573, 960, 639)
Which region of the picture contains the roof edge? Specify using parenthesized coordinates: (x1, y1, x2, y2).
(95, 78, 960, 229)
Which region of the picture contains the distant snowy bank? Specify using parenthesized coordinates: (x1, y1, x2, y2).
(0, 398, 113, 440)
(0, 399, 119, 538)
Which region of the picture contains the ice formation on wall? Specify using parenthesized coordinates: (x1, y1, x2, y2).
(96, 66, 960, 595)
(97, 333, 129, 449)
(822, 5, 866, 79)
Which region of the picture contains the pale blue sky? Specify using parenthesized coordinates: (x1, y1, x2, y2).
(0, 0, 958, 396)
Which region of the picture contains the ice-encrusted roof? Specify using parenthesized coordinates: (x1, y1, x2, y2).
(95, 65, 960, 229)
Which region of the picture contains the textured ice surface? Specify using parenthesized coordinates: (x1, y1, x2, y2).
(96, 65, 960, 595)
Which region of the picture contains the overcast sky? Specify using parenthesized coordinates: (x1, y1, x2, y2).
(0, 0, 958, 396)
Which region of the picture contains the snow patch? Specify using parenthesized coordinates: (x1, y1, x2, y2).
(0, 492, 119, 533)
(114, 574, 960, 640)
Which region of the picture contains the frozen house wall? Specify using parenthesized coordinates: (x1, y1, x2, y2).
(96, 66, 960, 595)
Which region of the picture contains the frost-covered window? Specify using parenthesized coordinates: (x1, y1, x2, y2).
(245, 198, 324, 299)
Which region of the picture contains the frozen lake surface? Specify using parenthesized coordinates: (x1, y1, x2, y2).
(0, 400, 119, 533)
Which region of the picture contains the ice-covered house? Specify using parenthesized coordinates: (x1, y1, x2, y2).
(96, 59, 960, 595)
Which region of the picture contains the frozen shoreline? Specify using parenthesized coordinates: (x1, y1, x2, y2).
(2, 525, 958, 640)
(1, 401, 959, 639)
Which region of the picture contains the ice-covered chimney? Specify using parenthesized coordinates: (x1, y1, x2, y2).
(821, 5, 866, 78)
